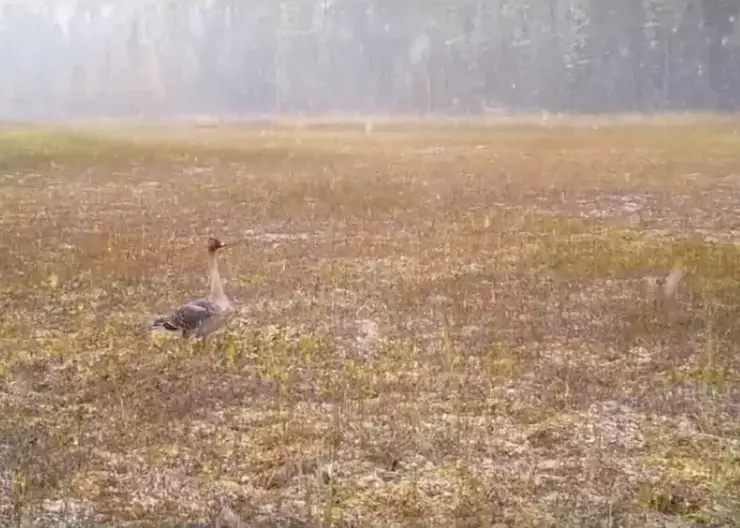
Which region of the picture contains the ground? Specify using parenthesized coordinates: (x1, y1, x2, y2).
(0, 115, 739, 527)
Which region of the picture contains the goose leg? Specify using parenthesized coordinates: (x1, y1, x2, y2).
(199, 335, 209, 354)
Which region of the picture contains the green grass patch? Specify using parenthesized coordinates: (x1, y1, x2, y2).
(529, 217, 740, 283)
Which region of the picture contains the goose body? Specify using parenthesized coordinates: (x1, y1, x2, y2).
(153, 237, 235, 339)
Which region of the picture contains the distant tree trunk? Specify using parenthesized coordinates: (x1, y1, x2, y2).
(627, 0, 647, 111)
(702, 0, 740, 109)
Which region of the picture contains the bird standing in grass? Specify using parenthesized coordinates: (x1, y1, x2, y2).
(152, 237, 235, 339)
(653, 265, 685, 312)
(660, 266, 684, 301)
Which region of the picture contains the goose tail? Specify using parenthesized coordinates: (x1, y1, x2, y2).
(152, 315, 179, 332)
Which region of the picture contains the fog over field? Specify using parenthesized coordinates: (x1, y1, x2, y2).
(1, 1, 739, 119)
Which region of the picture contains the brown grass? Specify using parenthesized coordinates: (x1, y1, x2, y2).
(1, 117, 739, 527)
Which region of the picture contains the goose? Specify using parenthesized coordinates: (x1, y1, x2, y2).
(659, 266, 684, 301)
(152, 236, 235, 339)
(652, 265, 685, 312)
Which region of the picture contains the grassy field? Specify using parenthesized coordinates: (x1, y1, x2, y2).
(0, 116, 739, 527)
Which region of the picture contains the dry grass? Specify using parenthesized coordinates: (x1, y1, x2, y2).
(1, 117, 739, 527)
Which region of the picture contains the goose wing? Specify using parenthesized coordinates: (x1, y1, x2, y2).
(156, 299, 220, 336)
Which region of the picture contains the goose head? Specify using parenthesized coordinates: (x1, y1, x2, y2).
(207, 236, 227, 253)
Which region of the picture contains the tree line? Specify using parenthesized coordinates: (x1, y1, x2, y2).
(1, 0, 738, 119)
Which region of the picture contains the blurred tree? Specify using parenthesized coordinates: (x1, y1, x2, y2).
(702, 0, 740, 109)
(1, 0, 740, 117)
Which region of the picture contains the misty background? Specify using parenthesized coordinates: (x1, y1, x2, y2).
(1, 0, 739, 120)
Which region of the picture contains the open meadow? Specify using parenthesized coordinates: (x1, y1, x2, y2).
(0, 116, 739, 526)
